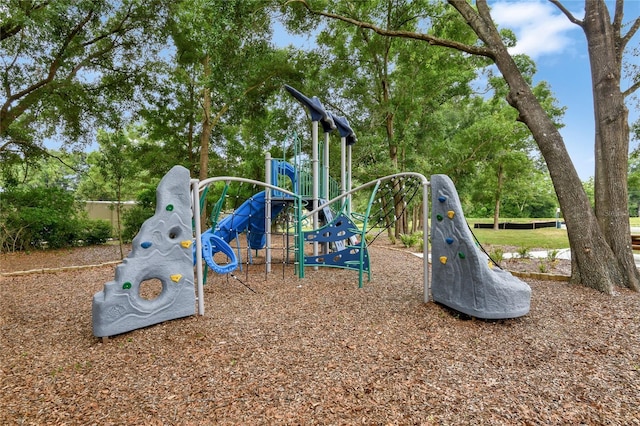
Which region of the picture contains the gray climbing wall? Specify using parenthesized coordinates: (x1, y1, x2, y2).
(92, 165, 195, 337)
(430, 174, 531, 319)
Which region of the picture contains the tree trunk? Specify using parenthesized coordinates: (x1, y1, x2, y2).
(458, 0, 626, 293)
(493, 163, 503, 230)
(199, 55, 212, 182)
(384, 87, 406, 237)
(115, 181, 124, 259)
(198, 55, 212, 227)
(583, 1, 639, 290)
(188, 81, 196, 175)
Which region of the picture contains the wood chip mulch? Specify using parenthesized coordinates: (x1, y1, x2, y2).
(1, 243, 639, 424)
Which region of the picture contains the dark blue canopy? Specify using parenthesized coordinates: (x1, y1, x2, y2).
(284, 85, 335, 133)
(330, 113, 357, 145)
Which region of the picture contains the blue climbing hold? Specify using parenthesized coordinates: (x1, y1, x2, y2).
(438, 196, 447, 203)
(141, 241, 152, 249)
(445, 237, 454, 244)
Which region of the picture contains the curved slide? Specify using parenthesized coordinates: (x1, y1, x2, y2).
(213, 190, 287, 249)
(198, 229, 238, 274)
(198, 191, 288, 275)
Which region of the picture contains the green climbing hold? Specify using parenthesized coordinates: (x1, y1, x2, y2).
(436, 214, 443, 221)
(166, 204, 174, 211)
(458, 252, 466, 259)
(122, 282, 132, 290)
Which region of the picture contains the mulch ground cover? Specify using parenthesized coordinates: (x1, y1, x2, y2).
(1, 242, 639, 424)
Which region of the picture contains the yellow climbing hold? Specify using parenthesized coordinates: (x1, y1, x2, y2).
(447, 210, 455, 219)
(439, 256, 448, 264)
(170, 274, 182, 283)
(488, 261, 494, 269)
(180, 240, 192, 249)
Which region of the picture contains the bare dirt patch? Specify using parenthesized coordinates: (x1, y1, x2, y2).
(1, 243, 638, 424)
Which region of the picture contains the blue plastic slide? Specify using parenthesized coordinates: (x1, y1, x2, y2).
(214, 191, 286, 249)
(199, 229, 238, 274)
(271, 160, 297, 197)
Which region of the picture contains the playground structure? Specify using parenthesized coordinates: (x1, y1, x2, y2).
(92, 85, 531, 339)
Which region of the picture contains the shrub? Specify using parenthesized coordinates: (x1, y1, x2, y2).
(400, 233, 420, 248)
(121, 186, 156, 243)
(490, 247, 504, 263)
(0, 186, 83, 251)
(364, 233, 375, 245)
(547, 249, 559, 262)
(538, 261, 548, 273)
(80, 219, 113, 245)
(516, 246, 531, 259)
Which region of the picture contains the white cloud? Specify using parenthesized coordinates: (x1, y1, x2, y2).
(491, 1, 582, 59)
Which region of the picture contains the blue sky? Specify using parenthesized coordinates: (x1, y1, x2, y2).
(275, 1, 639, 181)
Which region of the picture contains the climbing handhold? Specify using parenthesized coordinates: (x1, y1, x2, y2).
(122, 282, 132, 290)
(180, 240, 192, 249)
(445, 237, 454, 245)
(447, 210, 455, 219)
(439, 256, 448, 264)
(438, 196, 447, 203)
(166, 204, 174, 211)
(436, 214, 443, 221)
(458, 252, 466, 259)
(488, 261, 494, 269)
(170, 274, 182, 283)
(141, 241, 152, 249)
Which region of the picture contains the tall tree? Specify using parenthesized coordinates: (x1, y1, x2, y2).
(138, 63, 201, 176)
(551, 0, 640, 290)
(288, 0, 640, 293)
(93, 129, 139, 258)
(289, 0, 480, 236)
(168, 0, 299, 181)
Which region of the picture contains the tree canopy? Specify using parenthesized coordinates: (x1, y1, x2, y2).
(0, 0, 173, 161)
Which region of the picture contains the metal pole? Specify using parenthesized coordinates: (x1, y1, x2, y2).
(322, 131, 330, 254)
(347, 143, 353, 215)
(312, 120, 319, 265)
(265, 152, 272, 273)
(423, 180, 430, 303)
(340, 136, 346, 198)
(323, 132, 330, 201)
(192, 179, 205, 315)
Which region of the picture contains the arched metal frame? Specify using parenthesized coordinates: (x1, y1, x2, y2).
(302, 172, 430, 297)
(190, 172, 430, 316)
(191, 177, 304, 315)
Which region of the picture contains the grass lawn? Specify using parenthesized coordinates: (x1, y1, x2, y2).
(448, 217, 568, 250)
(385, 216, 640, 251)
(469, 226, 569, 249)
(467, 217, 640, 250)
